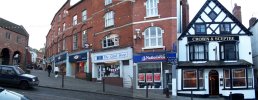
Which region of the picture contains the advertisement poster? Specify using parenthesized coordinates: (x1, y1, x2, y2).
(154, 73, 161, 82)
(146, 73, 153, 83)
(138, 73, 145, 82)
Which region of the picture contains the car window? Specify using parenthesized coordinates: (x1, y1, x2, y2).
(2, 67, 16, 75)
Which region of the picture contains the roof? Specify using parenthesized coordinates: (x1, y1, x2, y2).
(0, 17, 29, 37)
(178, 60, 252, 68)
(178, 0, 251, 40)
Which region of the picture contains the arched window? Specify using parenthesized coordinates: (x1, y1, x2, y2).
(144, 27, 163, 48)
(102, 34, 119, 48)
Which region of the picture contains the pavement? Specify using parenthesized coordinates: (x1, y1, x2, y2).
(30, 70, 225, 100)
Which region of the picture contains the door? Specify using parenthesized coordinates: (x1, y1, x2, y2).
(209, 70, 219, 95)
(165, 73, 172, 91)
(97, 65, 103, 80)
(123, 65, 133, 88)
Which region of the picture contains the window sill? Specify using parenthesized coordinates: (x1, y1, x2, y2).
(142, 46, 165, 50)
(104, 25, 115, 30)
(222, 88, 254, 90)
(144, 15, 160, 20)
(224, 60, 238, 62)
(192, 61, 207, 63)
(179, 89, 206, 91)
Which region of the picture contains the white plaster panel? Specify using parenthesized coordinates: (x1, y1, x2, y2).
(231, 25, 241, 34)
(196, 18, 202, 23)
(210, 24, 218, 31)
(177, 69, 182, 90)
(215, 11, 226, 22)
(239, 36, 253, 63)
(179, 38, 188, 61)
(239, 30, 245, 34)
(207, 28, 212, 35)
(189, 27, 194, 35)
(201, 13, 212, 22)
(224, 17, 233, 22)
(204, 7, 211, 14)
(208, 42, 219, 61)
(209, 1, 216, 8)
(214, 6, 221, 14)
(215, 28, 219, 34)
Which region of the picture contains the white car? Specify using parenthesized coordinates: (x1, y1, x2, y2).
(0, 88, 30, 100)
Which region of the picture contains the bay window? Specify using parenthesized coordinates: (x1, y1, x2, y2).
(232, 68, 246, 88)
(220, 42, 238, 60)
(183, 69, 204, 89)
(189, 43, 208, 61)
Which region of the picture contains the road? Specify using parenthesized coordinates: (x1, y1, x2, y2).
(4, 86, 143, 100)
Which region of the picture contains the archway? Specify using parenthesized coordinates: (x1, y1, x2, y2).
(1, 48, 10, 65)
(13, 51, 21, 65)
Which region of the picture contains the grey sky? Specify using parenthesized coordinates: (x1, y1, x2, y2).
(0, 0, 256, 50)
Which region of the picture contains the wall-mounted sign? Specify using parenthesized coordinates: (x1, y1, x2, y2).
(188, 36, 239, 42)
(96, 52, 128, 61)
(69, 52, 87, 62)
(133, 52, 176, 63)
(138, 73, 145, 82)
(55, 52, 67, 63)
(142, 54, 166, 62)
(146, 73, 153, 83)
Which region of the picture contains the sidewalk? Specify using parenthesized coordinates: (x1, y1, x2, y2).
(30, 70, 225, 100)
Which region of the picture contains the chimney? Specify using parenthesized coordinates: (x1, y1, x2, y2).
(249, 17, 257, 27)
(232, 3, 242, 22)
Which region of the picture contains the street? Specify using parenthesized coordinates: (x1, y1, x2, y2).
(4, 86, 142, 100)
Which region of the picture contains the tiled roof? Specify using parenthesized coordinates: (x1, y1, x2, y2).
(0, 17, 29, 37)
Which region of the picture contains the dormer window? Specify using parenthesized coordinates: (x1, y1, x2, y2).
(220, 42, 238, 61)
(220, 24, 231, 34)
(102, 34, 119, 48)
(195, 24, 206, 34)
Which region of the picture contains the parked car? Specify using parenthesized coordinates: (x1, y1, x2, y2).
(0, 65, 39, 89)
(0, 87, 30, 100)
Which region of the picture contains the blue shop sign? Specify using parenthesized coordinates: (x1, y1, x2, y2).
(69, 52, 87, 62)
(55, 53, 67, 63)
(133, 52, 176, 63)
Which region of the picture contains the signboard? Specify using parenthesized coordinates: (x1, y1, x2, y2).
(188, 36, 239, 42)
(146, 73, 153, 83)
(138, 73, 145, 82)
(133, 52, 176, 63)
(69, 52, 87, 62)
(55, 52, 67, 63)
(154, 73, 161, 82)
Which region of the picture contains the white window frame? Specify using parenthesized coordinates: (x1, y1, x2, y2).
(144, 27, 163, 48)
(73, 15, 78, 26)
(105, 0, 112, 5)
(82, 30, 87, 48)
(63, 23, 66, 31)
(62, 39, 66, 50)
(73, 33, 78, 50)
(82, 10, 87, 22)
(146, 0, 159, 17)
(102, 34, 119, 48)
(58, 27, 61, 34)
(104, 11, 114, 27)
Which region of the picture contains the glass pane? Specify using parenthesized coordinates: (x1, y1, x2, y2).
(145, 39, 149, 47)
(233, 69, 245, 77)
(150, 27, 156, 37)
(224, 69, 230, 78)
(233, 69, 246, 87)
(225, 79, 231, 87)
(158, 38, 162, 46)
(151, 38, 156, 46)
(184, 80, 197, 88)
(184, 70, 196, 79)
(199, 79, 204, 89)
(233, 78, 246, 87)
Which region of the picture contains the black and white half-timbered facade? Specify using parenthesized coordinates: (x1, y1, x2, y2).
(175, 0, 255, 99)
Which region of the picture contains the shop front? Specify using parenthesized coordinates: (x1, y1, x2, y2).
(54, 52, 68, 75)
(133, 52, 176, 90)
(91, 47, 133, 87)
(69, 51, 88, 79)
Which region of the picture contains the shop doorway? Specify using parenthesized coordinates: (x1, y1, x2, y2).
(165, 73, 172, 91)
(209, 70, 219, 95)
(97, 65, 104, 80)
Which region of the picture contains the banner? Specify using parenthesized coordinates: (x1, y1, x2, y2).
(154, 73, 161, 82)
(138, 73, 145, 82)
(146, 73, 153, 83)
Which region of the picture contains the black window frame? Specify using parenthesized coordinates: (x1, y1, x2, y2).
(189, 43, 208, 61)
(208, 10, 218, 20)
(220, 23, 231, 34)
(182, 69, 205, 90)
(219, 42, 239, 61)
(195, 24, 206, 34)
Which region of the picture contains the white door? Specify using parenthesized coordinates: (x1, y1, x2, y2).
(97, 65, 103, 80)
(123, 65, 133, 88)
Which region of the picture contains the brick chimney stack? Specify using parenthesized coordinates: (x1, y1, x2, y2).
(249, 17, 257, 27)
(232, 3, 242, 23)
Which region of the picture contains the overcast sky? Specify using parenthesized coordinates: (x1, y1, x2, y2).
(0, 0, 257, 50)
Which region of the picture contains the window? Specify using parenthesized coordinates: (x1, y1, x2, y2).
(1, 67, 16, 75)
(105, 0, 112, 5)
(208, 11, 217, 20)
(247, 68, 253, 88)
(58, 27, 61, 34)
(58, 42, 60, 52)
(104, 11, 114, 27)
(220, 42, 238, 60)
(6, 32, 10, 40)
(183, 70, 197, 89)
(199, 70, 204, 89)
(189, 44, 208, 61)
(63, 39, 66, 50)
(58, 14, 61, 22)
(16, 36, 21, 43)
(232, 69, 246, 88)
(144, 27, 163, 48)
(73, 33, 78, 50)
(195, 24, 206, 34)
(220, 24, 231, 34)
(102, 34, 119, 48)
(82, 10, 87, 22)
(63, 23, 66, 31)
(224, 69, 231, 88)
(146, 0, 159, 17)
(73, 15, 77, 26)
(82, 30, 87, 48)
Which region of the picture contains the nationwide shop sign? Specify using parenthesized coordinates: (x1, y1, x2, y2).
(188, 36, 239, 42)
(154, 73, 161, 82)
(146, 73, 153, 83)
(138, 73, 145, 82)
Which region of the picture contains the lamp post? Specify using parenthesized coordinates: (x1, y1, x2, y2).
(24, 46, 28, 71)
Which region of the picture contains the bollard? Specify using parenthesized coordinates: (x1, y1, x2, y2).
(191, 90, 193, 100)
(103, 78, 105, 92)
(146, 83, 149, 98)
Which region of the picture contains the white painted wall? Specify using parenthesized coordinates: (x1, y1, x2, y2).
(250, 22, 258, 70)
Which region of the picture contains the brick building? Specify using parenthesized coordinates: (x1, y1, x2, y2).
(0, 17, 29, 69)
(46, 0, 188, 88)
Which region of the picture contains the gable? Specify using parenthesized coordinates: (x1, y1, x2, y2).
(179, 0, 251, 39)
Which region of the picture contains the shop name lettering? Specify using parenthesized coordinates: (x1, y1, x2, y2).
(189, 36, 238, 42)
(97, 52, 128, 60)
(142, 55, 166, 61)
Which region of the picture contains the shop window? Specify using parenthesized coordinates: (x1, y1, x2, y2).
(232, 68, 246, 88)
(220, 24, 231, 34)
(224, 69, 231, 88)
(195, 24, 206, 34)
(137, 63, 161, 89)
(146, 0, 159, 17)
(101, 65, 120, 77)
(122, 60, 129, 66)
(220, 42, 238, 60)
(144, 27, 163, 48)
(189, 43, 208, 61)
(183, 70, 197, 89)
(247, 68, 253, 88)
